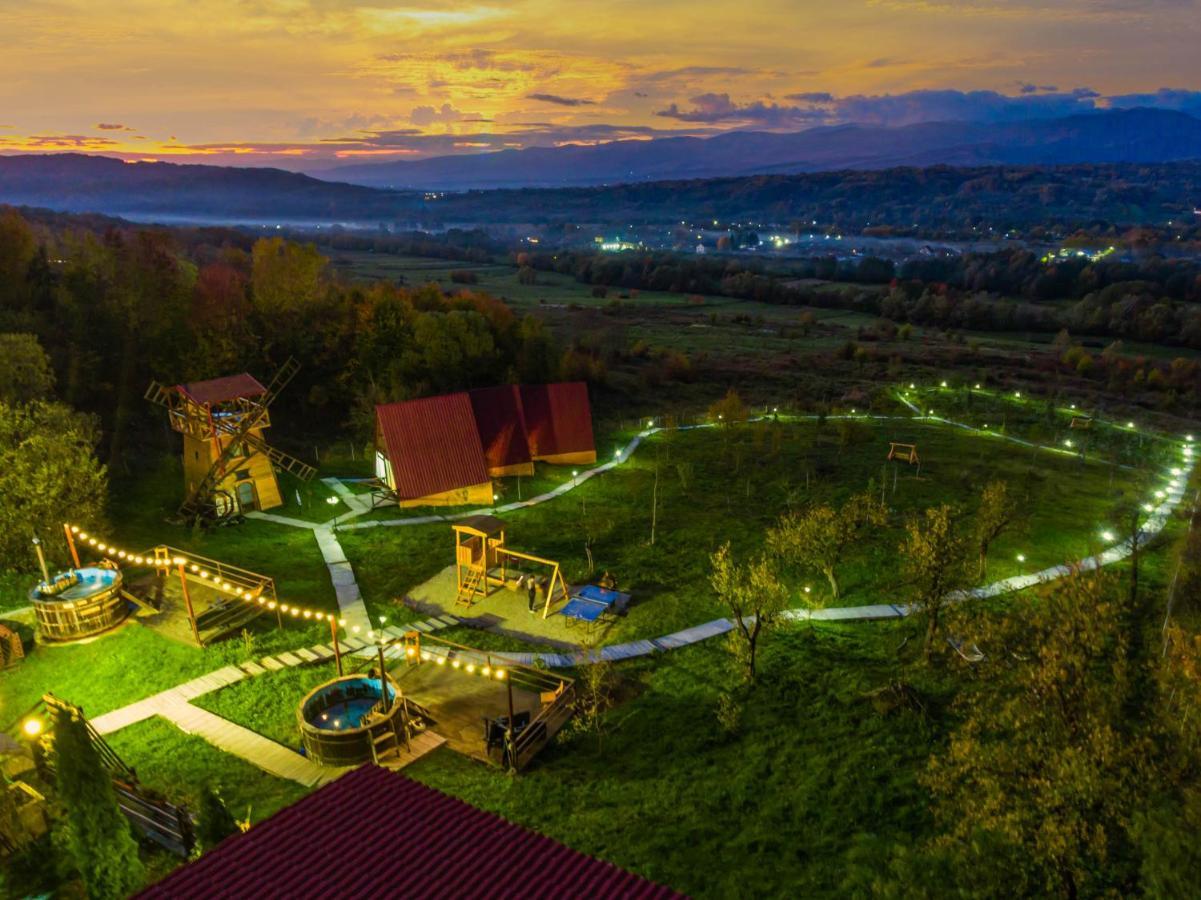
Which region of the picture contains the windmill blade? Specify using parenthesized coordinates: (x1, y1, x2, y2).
(243, 431, 318, 482)
(259, 356, 301, 409)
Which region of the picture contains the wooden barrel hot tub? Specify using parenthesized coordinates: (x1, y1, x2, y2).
(297, 674, 407, 767)
(29, 566, 128, 641)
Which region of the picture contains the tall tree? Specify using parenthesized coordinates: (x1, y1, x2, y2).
(0, 401, 107, 569)
(901, 504, 970, 657)
(923, 572, 1138, 897)
(53, 707, 144, 899)
(974, 479, 1017, 579)
(768, 489, 888, 600)
(0, 333, 55, 405)
(709, 542, 789, 682)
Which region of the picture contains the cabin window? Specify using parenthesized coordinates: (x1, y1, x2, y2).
(235, 468, 252, 482)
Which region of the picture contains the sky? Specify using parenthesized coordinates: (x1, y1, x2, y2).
(1, 0, 1199, 171)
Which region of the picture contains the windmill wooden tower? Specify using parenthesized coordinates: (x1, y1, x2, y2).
(145, 358, 317, 524)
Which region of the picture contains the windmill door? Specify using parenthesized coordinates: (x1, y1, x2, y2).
(236, 481, 259, 512)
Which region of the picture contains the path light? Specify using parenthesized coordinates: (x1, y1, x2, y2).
(974, 383, 981, 389)
(1187, 434, 1195, 442)
(493, 493, 499, 502)
(1064, 439, 1073, 448)
(1016, 553, 1026, 563)
(1128, 422, 1136, 429)
(773, 407, 778, 412)
(1014, 391, 1021, 399)
(851, 408, 856, 414)
(1101, 530, 1115, 542)
(325, 496, 339, 505)
(804, 586, 812, 594)
(940, 381, 948, 388)
(21, 717, 42, 738)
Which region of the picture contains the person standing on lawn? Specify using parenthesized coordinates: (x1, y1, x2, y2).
(527, 575, 538, 613)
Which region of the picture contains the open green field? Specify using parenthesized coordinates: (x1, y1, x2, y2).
(342, 413, 1157, 634)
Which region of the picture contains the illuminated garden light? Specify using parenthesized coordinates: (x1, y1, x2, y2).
(1016, 553, 1026, 563)
(21, 718, 43, 738)
(940, 381, 948, 388)
(909, 383, 915, 389)
(974, 383, 981, 389)
(1127, 422, 1136, 429)
(1014, 391, 1021, 398)
(1064, 439, 1073, 448)
(325, 496, 339, 505)
(1100, 530, 1115, 542)
(435, 656, 446, 665)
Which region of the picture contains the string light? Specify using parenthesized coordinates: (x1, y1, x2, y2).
(63, 523, 337, 626)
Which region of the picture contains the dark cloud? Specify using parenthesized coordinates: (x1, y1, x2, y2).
(95, 122, 133, 131)
(830, 89, 1101, 126)
(409, 103, 487, 126)
(784, 91, 834, 103)
(526, 93, 596, 107)
(655, 93, 825, 125)
(1018, 83, 1058, 94)
(642, 65, 751, 83)
(1107, 88, 1201, 115)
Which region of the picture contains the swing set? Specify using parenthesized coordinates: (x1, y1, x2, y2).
(451, 516, 569, 618)
(887, 442, 920, 465)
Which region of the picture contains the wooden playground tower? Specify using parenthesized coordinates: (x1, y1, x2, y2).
(451, 515, 568, 618)
(145, 358, 317, 526)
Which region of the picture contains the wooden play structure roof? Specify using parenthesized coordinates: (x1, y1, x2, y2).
(138, 765, 680, 899)
(376, 382, 595, 502)
(178, 373, 267, 406)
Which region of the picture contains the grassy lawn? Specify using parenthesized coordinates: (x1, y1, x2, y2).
(194, 662, 336, 750)
(0, 618, 333, 732)
(340, 417, 1151, 640)
(107, 716, 311, 825)
(407, 622, 944, 897)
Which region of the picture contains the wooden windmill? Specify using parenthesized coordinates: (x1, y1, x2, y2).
(145, 358, 317, 524)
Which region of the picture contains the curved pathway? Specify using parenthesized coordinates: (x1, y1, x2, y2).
(249, 396, 1193, 668)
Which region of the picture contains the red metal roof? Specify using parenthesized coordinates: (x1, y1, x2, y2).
(376, 393, 489, 499)
(179, 373, 266, 406)
(520, 382, 596, 459)
(469, 385, 531, 472)
(139, 765, 681, 899)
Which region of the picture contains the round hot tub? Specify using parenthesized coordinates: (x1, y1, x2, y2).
(297, 674, 407, 766)
(29, 566, 128, 641)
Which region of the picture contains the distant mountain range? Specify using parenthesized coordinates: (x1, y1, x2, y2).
(321, 108, 1201, 190)
(0, 153, 417, 222)
(1, 108, 1200, 227)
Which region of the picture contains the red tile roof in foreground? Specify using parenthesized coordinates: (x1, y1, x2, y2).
(140, 765, 682, 900)
(376, 393, 489, 500)
(520, 382, 596, 459)
(179, 373, 266, 406)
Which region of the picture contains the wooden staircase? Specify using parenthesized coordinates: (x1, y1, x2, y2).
(456, 566, 485, 608)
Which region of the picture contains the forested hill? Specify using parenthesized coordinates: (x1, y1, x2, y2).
(3, 153, 1201, 235)
(0, 154, 418, 222)
(424, 161, 1201, 232)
